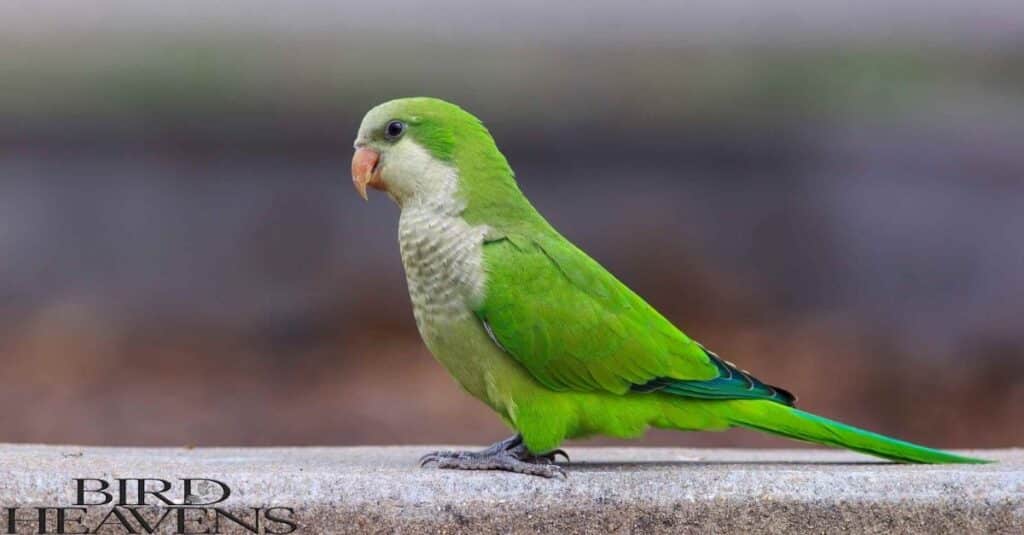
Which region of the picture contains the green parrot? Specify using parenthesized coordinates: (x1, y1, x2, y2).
(351, 97, 986, 477)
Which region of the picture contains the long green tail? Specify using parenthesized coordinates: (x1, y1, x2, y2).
(720, 400, 989, 464)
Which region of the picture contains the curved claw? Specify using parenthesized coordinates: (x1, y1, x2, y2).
(528, 448, 569, 464)
(548, 449, 570, 463)
(526, 463, 567, 479)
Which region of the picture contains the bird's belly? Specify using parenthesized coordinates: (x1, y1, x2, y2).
(415, 313, 523, 413)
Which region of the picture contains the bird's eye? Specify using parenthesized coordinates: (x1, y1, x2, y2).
(384, 120, 406, 140)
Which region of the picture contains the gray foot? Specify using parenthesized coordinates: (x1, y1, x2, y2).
(419, 434, 568, 478)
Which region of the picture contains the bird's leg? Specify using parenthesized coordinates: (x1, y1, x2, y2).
(419, 434, 567, 478)
(418, 434, 522, 464)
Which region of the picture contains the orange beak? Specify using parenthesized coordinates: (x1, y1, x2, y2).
(351, 147, 383, 201)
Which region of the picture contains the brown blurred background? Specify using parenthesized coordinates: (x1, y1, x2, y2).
(0, 1, 1022, 450)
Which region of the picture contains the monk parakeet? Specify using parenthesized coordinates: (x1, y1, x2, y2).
(351, 97, 985, 477)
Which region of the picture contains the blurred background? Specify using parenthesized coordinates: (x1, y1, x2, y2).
(0, 1, 1021, 449)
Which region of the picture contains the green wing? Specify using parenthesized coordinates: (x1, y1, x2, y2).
(476, 232, 794, 404)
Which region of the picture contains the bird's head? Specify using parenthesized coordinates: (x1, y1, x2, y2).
(351, 97, 518, 210)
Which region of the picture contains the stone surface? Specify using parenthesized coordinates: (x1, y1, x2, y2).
(0, 444, 1021, 534)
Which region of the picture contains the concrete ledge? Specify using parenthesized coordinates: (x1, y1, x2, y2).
(0, 445, 1021, 534)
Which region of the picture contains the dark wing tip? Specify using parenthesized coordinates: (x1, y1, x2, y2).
(631, 346, 798, 406)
